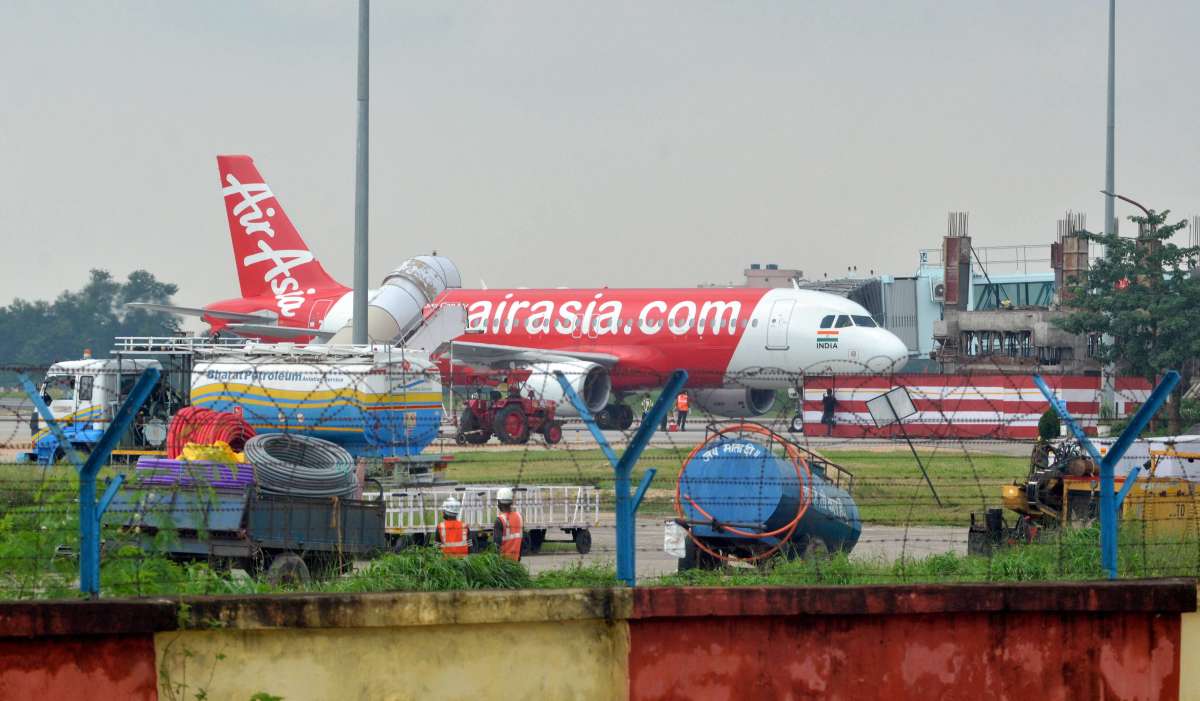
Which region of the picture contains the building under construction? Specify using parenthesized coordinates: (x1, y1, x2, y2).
(931, 212, 1097, 374)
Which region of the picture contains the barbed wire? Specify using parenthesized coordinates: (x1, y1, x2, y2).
(0, 357, 1193, 600)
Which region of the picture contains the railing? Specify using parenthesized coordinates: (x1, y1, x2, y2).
(383, 485, 600, 534)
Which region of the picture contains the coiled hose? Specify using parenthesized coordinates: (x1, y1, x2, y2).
(166, 407, 256, 459)
(243, 433, 358, 499)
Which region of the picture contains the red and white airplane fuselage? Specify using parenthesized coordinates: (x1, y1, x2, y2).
(136, 155, 909, 419)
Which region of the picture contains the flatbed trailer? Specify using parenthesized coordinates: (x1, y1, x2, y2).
(382, 484, 600, 554)
(105, 464, 386, 582)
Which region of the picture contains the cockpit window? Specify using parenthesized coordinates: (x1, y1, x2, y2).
(851, 315, 878, 328)
(835, 315, 853, 329)
(819, 315, 835, 329)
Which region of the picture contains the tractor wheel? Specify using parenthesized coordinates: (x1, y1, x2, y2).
(493, 405, 530, 444)
(543, 422, 563, 445)
(458, 408, 492, 444)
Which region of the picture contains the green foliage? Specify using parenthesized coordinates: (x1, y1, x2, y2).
(1038, 409, 1061, 441)
(533, 562, 621, 589)
(1057, 209, 1200, 430)
(325, 548, 532, 593)
(0, 268, 180, 369)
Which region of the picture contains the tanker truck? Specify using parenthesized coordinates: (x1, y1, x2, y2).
(24, 337, 445, 463)
(667, 423, 861, 570)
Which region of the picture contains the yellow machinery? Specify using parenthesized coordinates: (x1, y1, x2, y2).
(969, 444, 1200, 555)
(1120, 450, 1200, 541)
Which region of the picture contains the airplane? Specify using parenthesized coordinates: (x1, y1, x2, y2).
(132, 155, 909, 429)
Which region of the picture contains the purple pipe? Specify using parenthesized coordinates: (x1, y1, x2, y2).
(134, 457, 255, 491)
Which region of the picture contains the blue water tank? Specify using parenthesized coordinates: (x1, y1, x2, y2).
(679, 436, 861, 552)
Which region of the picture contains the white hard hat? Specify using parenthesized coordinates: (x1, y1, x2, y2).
(496, 487, 514, 503)
(442, 497, 461, 516)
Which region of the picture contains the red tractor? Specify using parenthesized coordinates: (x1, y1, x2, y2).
(455, 383, 564, 446)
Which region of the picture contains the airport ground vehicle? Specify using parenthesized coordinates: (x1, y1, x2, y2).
(27, 337, 444, 463)
(667, 423, 861, 571)
(105, 460, 386, 583)
(383, 484, 600, 554)
(24, 343, 208, 464)
(968, 441, 1200, 555)
(455, 381, 564, 445)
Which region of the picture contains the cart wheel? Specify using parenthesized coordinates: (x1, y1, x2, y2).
(523, 529, 546, 555)
(471, 533, 489, 554)
(801, 535, 831, 559)
(789, 415, 804, 433)
(543, 422, 563, 445)
(573, 528, 592, 555)
(678, 536, 721, 572)
(265, 552, 310, 586)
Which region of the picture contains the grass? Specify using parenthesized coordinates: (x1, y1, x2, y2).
(443, 447, 1028, 525)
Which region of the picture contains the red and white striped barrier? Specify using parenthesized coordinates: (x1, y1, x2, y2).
(802, 374, 1151, 439)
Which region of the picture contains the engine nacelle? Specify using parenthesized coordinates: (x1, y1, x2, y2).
(690, 388, 776, 417)
(329, 255, 462, 344)
(521, 361, 611, 415)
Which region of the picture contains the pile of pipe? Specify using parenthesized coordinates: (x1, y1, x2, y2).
(166, 407, 255, 459)
(243, 433, 358, 499)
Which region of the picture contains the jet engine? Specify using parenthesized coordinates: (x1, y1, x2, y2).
(521, 361, 612, 415)
(329, 255, 462, 343)
(690, 388, 776, 417)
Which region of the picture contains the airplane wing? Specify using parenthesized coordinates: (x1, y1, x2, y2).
(442, 340, 619, 368)
(223, 323, 335, 341)
(125, 302, 276, 323)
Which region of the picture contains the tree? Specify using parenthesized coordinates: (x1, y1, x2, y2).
(0, 269, 181, 370)
(1058, 210, 1200, 433)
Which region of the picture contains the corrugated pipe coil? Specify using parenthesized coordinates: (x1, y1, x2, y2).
(243, 433, 357, 499)
(166, 407, 256, 459)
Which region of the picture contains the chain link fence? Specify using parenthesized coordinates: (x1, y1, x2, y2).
(0, 350, 1195, 599)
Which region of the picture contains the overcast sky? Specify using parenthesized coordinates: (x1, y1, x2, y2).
(1, 1, 1197, 308)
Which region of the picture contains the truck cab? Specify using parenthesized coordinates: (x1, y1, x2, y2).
(26, 356, 176, 464)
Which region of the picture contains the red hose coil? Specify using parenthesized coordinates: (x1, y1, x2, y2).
(166, 407, 256, 459)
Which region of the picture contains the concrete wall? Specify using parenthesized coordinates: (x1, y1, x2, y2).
(156, 590, 630, 700)
(0, 580, 1192, 700)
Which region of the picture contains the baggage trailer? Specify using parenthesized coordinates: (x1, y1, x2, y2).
(382, 484, 600, 554)
(105, 460, 386, 583)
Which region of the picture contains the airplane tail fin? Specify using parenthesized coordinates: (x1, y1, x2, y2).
(217, 155, 346, 300)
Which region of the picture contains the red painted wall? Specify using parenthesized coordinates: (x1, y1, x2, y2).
(0, 634, 157, 700)
(629, 612, 1180, 701)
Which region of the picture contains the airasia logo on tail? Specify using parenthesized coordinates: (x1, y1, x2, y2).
(222, 174, 314, 318)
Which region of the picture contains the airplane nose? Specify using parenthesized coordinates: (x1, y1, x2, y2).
(866, 331, 909, 373)
(884, 332, 909, 372)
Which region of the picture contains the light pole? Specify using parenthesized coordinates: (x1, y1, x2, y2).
(352, 0, 370, 344)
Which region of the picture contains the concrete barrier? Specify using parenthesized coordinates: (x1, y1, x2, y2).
(0, 580, 1192, 700)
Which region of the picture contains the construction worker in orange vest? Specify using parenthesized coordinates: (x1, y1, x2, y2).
(435, 497, 470, 557)
(675, 391, 690, 431)
(493, 487, 524, 562)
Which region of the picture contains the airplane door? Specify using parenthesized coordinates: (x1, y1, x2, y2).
(308, 299, 333, 329)
(765, 300, 794, 350)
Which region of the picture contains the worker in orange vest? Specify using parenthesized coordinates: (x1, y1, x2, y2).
(493, 487, 523, 561)
(436, 497, 470, 557)
(675, 391, 690, 431)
